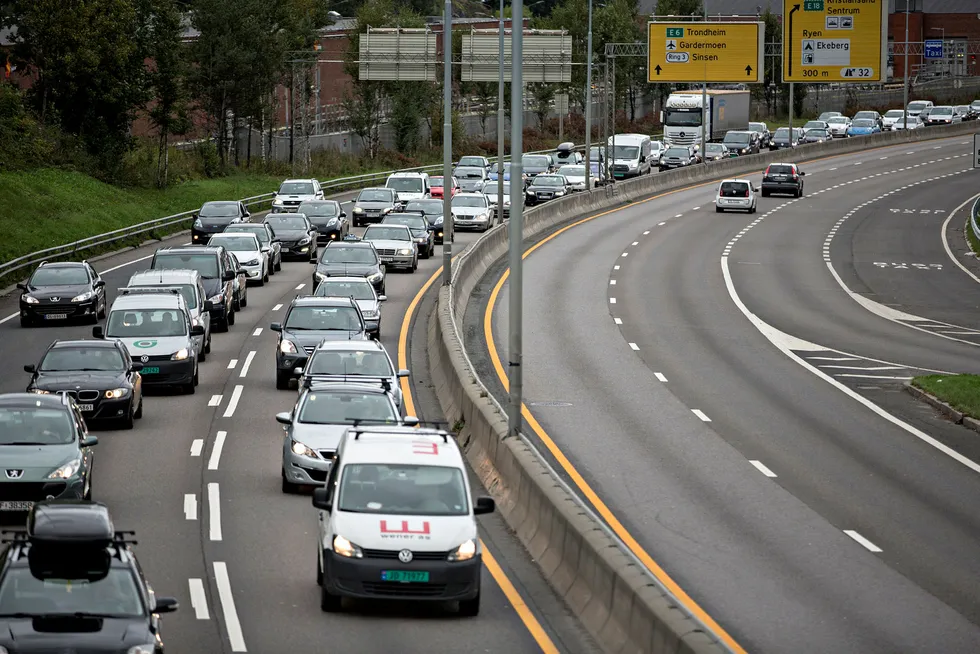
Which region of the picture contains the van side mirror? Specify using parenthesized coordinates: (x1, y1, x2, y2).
(190, 325, 205, 336)
(474, 497, 496, 515)
(130, 363, 143, 373)
(397, 369, 410, 378)
(221, 271, 235, 282)
(294, 367, 305, 376)
(312, 487, 332, 511)
(204, 300, 214, 312)
(92, 326, 105, 339)
(403, 416, 420, 426)
(23, 364, 35, 373)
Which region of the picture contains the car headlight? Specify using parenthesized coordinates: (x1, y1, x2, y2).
(291, 439, 316, 457)
(415, 236, 427, 243)
(368, 272, 383, 282)
(432, 216, 444, 225)
(382, 207, 392, 214)
(397, 248, 413, 256)
(209, 294, 224, 304)
(172, 348, 190, 361)
(128, 645, 157, 654)
(332, 534, 363, 558)
(30, 389, 50, 394)
(555, 191, 565, 196)
(104, 388, 130, 399)
(22, 295, 39, 304)
(527, 190, 536, 195)
(48, 457, 82, 479)
(280, 340, 298, 354)
(447, 539, 478, 562)
(273, 199, 284, 205)
(353, 207, 364, 213)
(240, 258, 259, 266)
(361, 309, 379, 318)
(298, 237, 311, 246)
(192, 316, 201, 327)
(193, 218, 203, 228)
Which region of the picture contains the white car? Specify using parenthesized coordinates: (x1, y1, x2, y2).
(206, 233, 268, 285)
(481, 180, 511, 219)
(272, 178, 324, 213)
(826, 116, 851, 138)
(881, 109, 906, 129)
(360, 224, 418, 272)
(892, 114, 925, 130)
(556, 164, 594, 192)
(715, 178, 759, 214)
(451, 192, 494, 232)
(385, 171, 430, 207)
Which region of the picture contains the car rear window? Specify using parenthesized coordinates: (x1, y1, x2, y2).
(720, 182, 749, 197)
(767, 165, 794, 175)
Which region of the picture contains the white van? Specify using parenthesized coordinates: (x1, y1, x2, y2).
(608, 133, 653, 179)
(385, 172, 430, 207)
(905, 100, 934, 117)
(312, 426, 496, 615)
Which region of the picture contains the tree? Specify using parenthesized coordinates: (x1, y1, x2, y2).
(471, 82, 496, 136)
(754, 6, 807, 118)
(148, 0, 191, 187)
(4, 0, 152, 177)
(530, 83, 555, 128)
(652, 0, 703, 16)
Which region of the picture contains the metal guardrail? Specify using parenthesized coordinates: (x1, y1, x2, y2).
(971, 194, 980, 247)
(0, 146, 571, 285)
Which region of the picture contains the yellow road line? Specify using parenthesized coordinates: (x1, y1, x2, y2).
(398, 258, 560, 654)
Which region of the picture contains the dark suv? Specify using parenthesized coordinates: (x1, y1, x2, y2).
(18, 261, 107, 327)
(761, 162, 806, 197)
(270, 296, 370, 389)
(312, 241, 386, 295)
(0, 501, 178, 651)
(150, 246, 243, 331)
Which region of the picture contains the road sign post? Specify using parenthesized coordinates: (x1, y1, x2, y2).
(782, 0, 887, 83)
(647, 22, 764, 83)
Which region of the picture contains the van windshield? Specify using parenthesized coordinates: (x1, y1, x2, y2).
(152, 253, 218, 279)
(907, 102, 929, 111)
(386, 178, 423, 193)
(338, 463, 469, 516)
(106, 309, 187, 338)
(612, 145, 639, 159)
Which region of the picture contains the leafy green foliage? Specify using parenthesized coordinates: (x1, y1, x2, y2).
(651, 0, 703, 16)
(148, 0, 191, 187)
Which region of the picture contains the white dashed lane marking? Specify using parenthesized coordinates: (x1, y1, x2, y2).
(750, 460, 778, 478)
(844, 530, 883, 552)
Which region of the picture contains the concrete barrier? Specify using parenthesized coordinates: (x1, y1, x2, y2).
(427, 121, 980, 654)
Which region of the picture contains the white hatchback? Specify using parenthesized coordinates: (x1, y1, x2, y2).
(715, 179, 759, 214)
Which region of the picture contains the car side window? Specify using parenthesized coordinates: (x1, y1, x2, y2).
(324, 457, 341, 504)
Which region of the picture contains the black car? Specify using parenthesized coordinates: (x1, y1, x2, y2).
(18, 261, 107, 328)
(298, 200, 349, 243)
(312, 241, 386, 296)
(24, 339, 144, 429)
(149, 246, 242, 331)
(270, 296, 370, 389)
(191, 200, 250, 244)
(748, 122, 771, 149)
(769, 127, 799, 150)
(264, 213, 319, 261)
(525, 174, 570, 206)
(521, 154, 553, 178)
(0, 501, 178, 652)
(404, 199, 453, 244)
(721, 130, 760, 156)
(381, 212, 435, 258)
(761, 162, 806, 197)
(659, 146, 699, 170)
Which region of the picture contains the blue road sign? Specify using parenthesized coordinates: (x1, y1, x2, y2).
(924, 39, 943, 60)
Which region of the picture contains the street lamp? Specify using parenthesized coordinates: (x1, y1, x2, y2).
(931, 27, 945, 77)
(584, 0, 594, 189)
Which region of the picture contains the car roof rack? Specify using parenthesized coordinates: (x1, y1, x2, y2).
(119, 286, 182, 295)
(302, 374, 391, 393)
(351, 425, 449, 442)
(0, 501, 135, 547)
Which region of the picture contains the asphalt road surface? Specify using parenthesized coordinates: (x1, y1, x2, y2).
(0, 192, 595, 652)
(474, 135, 980, 653)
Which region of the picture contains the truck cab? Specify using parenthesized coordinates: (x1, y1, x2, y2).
(661, 90, 750, 148)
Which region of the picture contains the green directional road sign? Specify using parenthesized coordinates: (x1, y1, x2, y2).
(804, 0, 824, 10)
(666, 27, 684, 38)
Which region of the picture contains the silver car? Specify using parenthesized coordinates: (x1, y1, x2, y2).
(556, 164, 592, 191)
(360, 224, 417, 272)
(123, 270, 213, 360)
(481, 180, 511, 219)
(277, 383, 417, 493)
(206, 233, 268, 286)
(313, 276, 386, 339)
(826, 116, 851, 137)
(451, 192, 494, 231)
(453, 166, 488, 193)
(295, 339, 409, 407)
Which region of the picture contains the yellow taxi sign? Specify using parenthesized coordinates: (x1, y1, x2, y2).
(781, 0, 887, 83)
(647, 22, 764, 84)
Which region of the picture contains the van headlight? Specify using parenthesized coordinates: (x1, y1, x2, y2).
(48, 457, 82, 479)
(332, 535, 363, 558)
(447, 539, 477, 562)
(172, 348, 189, 361)
(104, 388, 129, 399)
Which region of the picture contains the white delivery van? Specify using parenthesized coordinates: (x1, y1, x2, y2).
(608, 133, 653, 179)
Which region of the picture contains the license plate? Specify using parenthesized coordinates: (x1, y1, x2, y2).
(380, 257, 393, 263)
(44, 314, 67, 320)
(281, 247, 290, 252)
(77, 404, 94, 412)
(0, 501, 34, 511)
(381, 570, 429, 583)
(142, 367, 160, 374)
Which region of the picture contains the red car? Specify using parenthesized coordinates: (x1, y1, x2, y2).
(429, 175, 459, 199)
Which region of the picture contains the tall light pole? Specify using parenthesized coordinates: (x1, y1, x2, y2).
(902, 6, 909, 129)
(497, 1, 505, 226)
(441, 0, 453, 286)
(507, 0, 524, 438)
(584, 0, 594, 189)
(700, 7, 708, 161)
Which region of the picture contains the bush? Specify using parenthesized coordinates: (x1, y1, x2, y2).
(0, 83, 56, 170)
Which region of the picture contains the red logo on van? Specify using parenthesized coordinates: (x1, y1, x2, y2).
(380, 520, 431, 535)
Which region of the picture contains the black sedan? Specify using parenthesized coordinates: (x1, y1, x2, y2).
(264, 213, 319, 261)
(298, 199, 349, 243)
(381, 212, 435, 258)
(405, 199, 453, 244)
(312, 241, 386, 295)
(25, 339, 144, 429)
(18, 261, 107, 327)
(525, 174, 570, 205)
(191, 200, 250, 244)
(659, 146, 700, 171)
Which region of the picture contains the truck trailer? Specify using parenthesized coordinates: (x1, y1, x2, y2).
(661, 89, 750, 147)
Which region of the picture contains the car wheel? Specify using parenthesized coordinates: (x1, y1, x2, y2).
(320, 585, 343, 612)
(228, 309, 236, 326)
(97, 300, 106, 319)
(715, 206, 723, 213)
(317, 557, 324, 586)
(184, 380, 196, 395)
(19, 315, 31, 328)
(281, 473, 300, 494)
(261, 267, 269, 284)
(240, 289, 248, 308)
(275, 257, 282, 272)
(458, 591, 480, 617)
(120, 408, 135, 430)
(232, 293, 241, 311)
(199, 344, 207, 362)
(134, 396, 143, 419)
(798, 186, 804, 198)
(83, 477, 92, 501)
(205, 334, 212, 354)
(276, 371, 291, 390)
(761, 189, 769, 197)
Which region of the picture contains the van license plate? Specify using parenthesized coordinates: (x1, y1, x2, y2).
(381, 570, 429, 583)
(44, 314, 67, 320)
(77, 404, 94, 412)
(380, 257, 393, 263)
(142, 367, 160, 374)
(0, 501, 34, 511)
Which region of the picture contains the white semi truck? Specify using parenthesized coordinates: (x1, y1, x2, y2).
(661, 89, 750, 147)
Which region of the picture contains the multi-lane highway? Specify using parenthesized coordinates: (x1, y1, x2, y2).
(472, 135, 980, 653)
(0, 192, 596, 652)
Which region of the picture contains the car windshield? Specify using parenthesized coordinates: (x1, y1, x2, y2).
(489, 162, 513, 173)
(454, 167, 484, 179)
(720, 182, 750, 197)
(884, 110, 905, 118)
(452, 196, 487, 208)
(522, 155, 550, 168)
(279, 182, 315, 194)
(558, 166, 585, 176)
(908, 102, 929, 111)
(768, 164, 795, 175)
(852, 119, 874, 127)
(386, 178, 423, 192)
(152, 253, 218, 278)
(458, 157, 484, 167)
(807, 129, 829, 137)
(803, 121, 824, 128)
(307, 349, 393, 376)
(265, 215, 308, 230)
(314, 280, 375, 300)
(383, 215, 428, 230)
(774, 128, 791, 137)
(723, 132, 751, 144)
(225, 226, 269, 245)
(612, 145, 639, 159)
(285, 306, 362, 331)
(298, 202, 338, 217)
(706, 144, 726, 153)
(298, 391, 397, 425)
(322, 247, 377, 264)
(429, 177, 446, 187)
(748, 123, 766, 132)
(0, 407, 74, 445)
(664, 148, 689, 158)
(363, 226, 411, 241)
(818, 112, 840, 120)
(337, 463, 469, 516)
(534, 176, 563, 186)
(199, 203, 240, 218)
(39, 347, 124, 373)
(358, 190, 392, 202)
(0, 568, 144, 618)
(406, 200, 443, 215)
(29, 267, 89, 286)
(482, 182, 510, 194)
(827, 117, 849, 124)
(932, 107, 952, 115)
(208, 236, 258, 251)
(106, 308, 187, 338)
